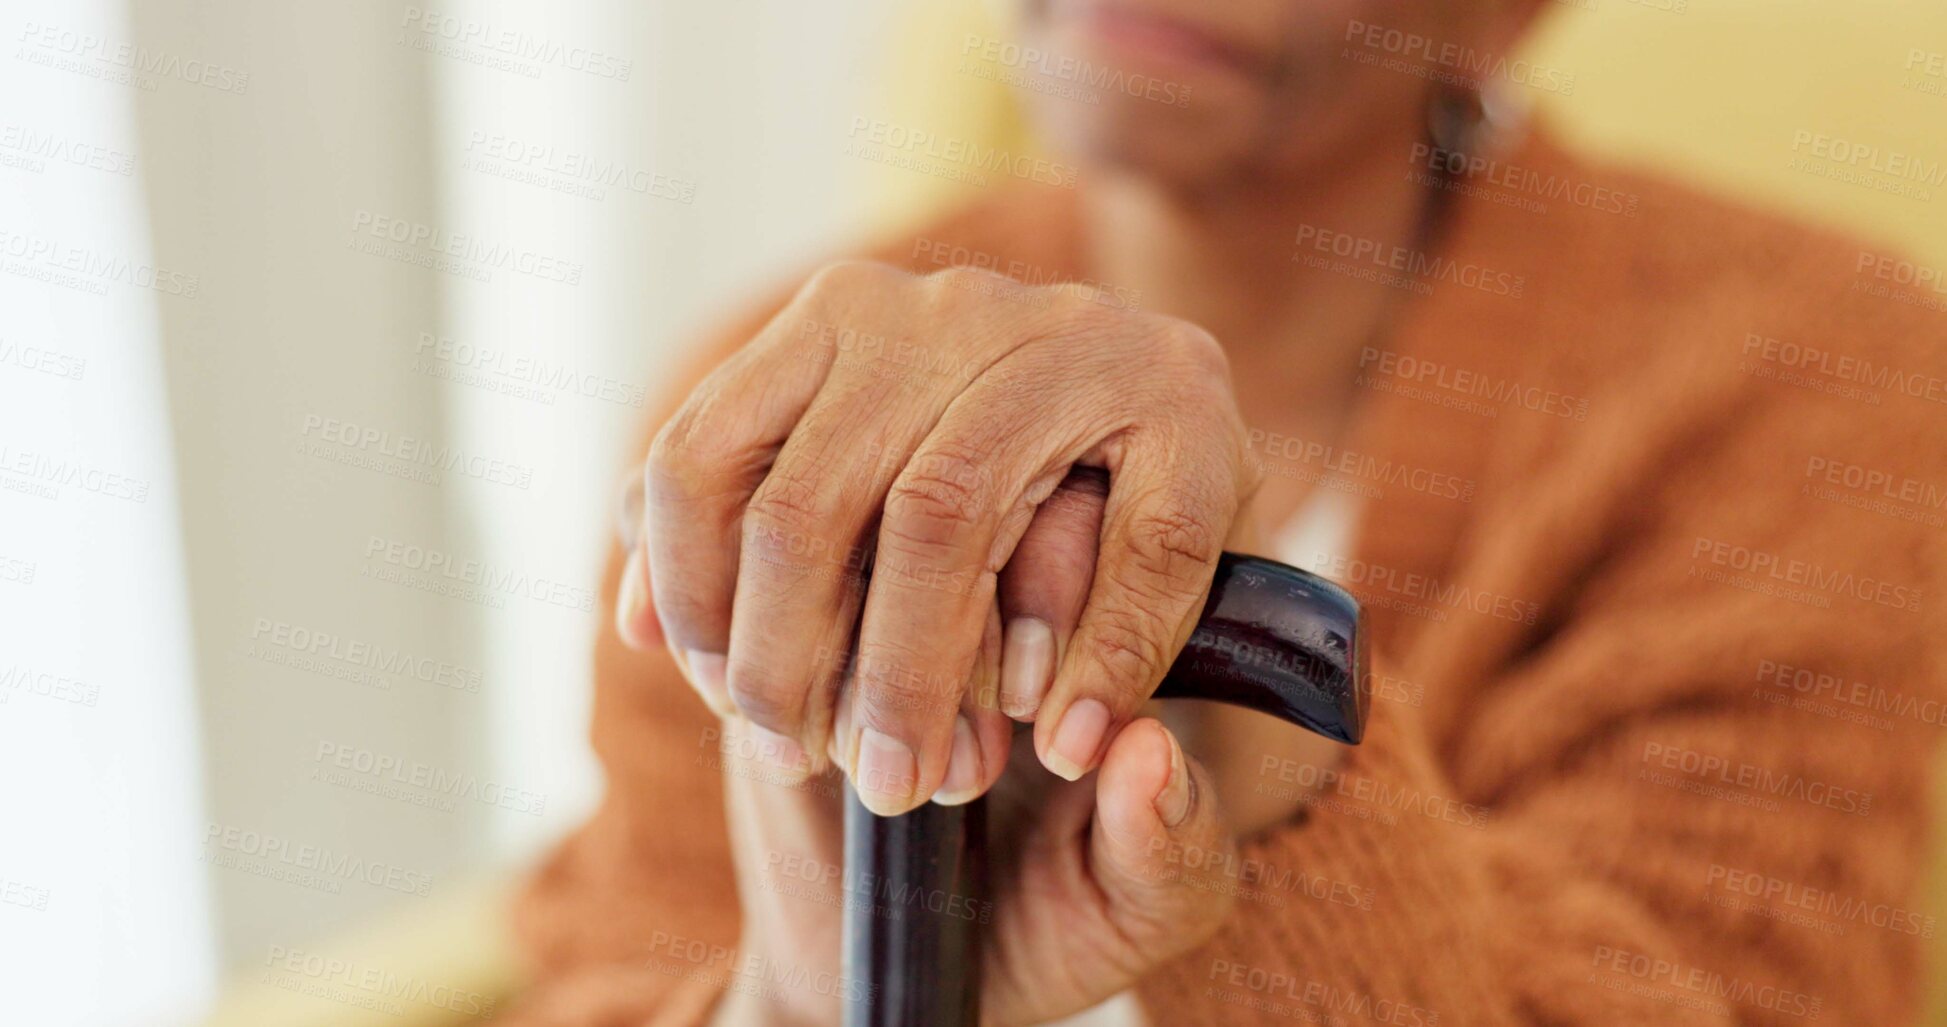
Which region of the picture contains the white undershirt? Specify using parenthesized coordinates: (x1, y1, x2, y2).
(1046, 486, 1365, 1027)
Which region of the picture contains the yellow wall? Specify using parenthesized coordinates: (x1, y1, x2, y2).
(1524, 0, 1947, 269)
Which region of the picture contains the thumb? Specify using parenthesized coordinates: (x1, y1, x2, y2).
(718, 718, 846, 936)
(1089, 718, 1237, 957)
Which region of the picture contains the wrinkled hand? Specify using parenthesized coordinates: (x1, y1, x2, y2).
(617, 260, 1254, 815)
(703, 673, 1240, 1026)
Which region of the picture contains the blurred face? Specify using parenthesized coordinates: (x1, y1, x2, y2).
(1004, 0, 1535, 187)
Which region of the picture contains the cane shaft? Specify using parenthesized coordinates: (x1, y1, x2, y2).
(841, 792, 985, 1027)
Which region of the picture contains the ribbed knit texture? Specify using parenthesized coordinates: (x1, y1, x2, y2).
(504, 128, 1947, 1026)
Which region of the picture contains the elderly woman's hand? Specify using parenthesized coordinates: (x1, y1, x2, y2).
(618, 260, 1254, 814)
(703, 708, 1239, 1027)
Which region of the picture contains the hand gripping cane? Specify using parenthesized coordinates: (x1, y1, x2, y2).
(841, 552, 1368, 1026)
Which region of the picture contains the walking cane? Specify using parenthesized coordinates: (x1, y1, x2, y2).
(841, 551, 1369, 1026)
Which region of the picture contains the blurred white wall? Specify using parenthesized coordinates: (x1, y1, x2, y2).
(2, 1, 897, 1023)
(0, 1, 216, 1022)
(427, 0, 906, 864)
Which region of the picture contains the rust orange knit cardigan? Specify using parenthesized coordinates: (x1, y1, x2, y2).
(505, 129, 1947, 1025)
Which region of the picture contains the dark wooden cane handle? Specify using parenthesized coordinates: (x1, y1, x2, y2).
(842, 552, 1369, 1027)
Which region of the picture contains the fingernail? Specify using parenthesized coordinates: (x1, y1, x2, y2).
(748, 723, 809, 777)
(1155, 727, 1192, 828)
(685, 650, 731, 712)
(1044, 698, 1110, 781)
(933, 717, 983, 806)
(614, 552, 648, 645)
(854, 728, 918, 813)
(827, 687, 854, 768)
(1000, 618, 1055, 719)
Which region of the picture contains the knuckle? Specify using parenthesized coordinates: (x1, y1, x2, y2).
(645, 415, 717, 502)
(1124, 500, 1224, 588)
(926, 265, 1022, 305)
(744, 468, 844, 570)
(1083, 604, 1173, 690)
(725, 658, 807, 732)
(882, 449, 993, 552)
(749, 465, 827, 523)
(800, 259, 900, 303)
(1163, 320, 1229, 378)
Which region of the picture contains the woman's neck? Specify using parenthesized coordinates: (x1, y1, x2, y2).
(1082, 119, 1437, 440)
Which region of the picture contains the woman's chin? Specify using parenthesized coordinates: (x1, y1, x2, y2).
(1037, 104, 1259, 189)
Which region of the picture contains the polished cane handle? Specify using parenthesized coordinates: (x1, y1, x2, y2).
(842, 552, 1370, 1027)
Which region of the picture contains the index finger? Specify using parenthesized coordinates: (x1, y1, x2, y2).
(1032, 430, 1238, 781)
